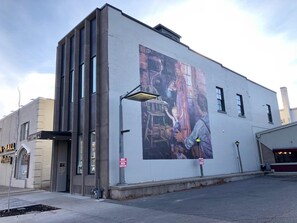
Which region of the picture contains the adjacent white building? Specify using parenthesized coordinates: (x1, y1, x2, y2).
(0, 97, 54, 189)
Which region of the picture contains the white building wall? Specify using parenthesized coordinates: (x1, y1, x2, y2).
(107, 7, 281, 185)
(0, 98, 53, 189)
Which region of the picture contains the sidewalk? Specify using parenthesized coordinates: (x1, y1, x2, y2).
(0, 185, 35, 196)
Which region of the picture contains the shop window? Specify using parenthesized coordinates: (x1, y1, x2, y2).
(236, 94, 245, 116)
(16, 148, 30, 180)
(216, 87, 225, 112)
(20, 122, 29, 141)
(89, 131, 96, 174)
(76, 135, 83, 174)
(274, 150, 297, 163)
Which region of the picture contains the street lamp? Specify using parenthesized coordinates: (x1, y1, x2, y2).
(196, 138, 204, 177)
(235, 140, 243, 173)
(118, 84, 159, 185)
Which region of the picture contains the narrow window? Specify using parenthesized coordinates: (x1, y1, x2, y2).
(90, 19, 96, 57)
(61, 44, 66, 77)
(20, 122, 29, 141)
(79, 28, 85, 64)
(236, 94, 245, 116)
(216, 87, 225, 112)
(267, 104, 273, 123)
(79, 64, 85, 98)
(77, 135, 83, 174)
(89, 131, 96, 174)
(70, 36, 75, 71)
(69, 70, 74, 103)
(90, 56, 96, 93)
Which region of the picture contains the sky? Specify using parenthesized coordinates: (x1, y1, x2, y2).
(0, 0, 297, 118)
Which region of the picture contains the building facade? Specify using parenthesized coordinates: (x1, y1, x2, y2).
(279, 87, 297, 124)
(0, 98, 54, 189)
(51, 4, 281, 198)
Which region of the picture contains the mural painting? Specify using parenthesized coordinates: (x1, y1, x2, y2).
(139, 45, 213, 160)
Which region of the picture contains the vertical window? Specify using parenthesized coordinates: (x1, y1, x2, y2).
(60, 44, 66, 107)
(69, 36, 75, 103)
(20, 122, 29, 141)
(70, 36, 75, 70)
(79, 28, 85, 64)
(236, 94, 245, 116)
(267, 104, 273, 123)
(69, 70, 74, 103)
(216, 87, 225, 112)
(79, 64, 85, 98)
(16, 148, 30, 179)
(77, 135, 83, 174)
(61, 44, 66, 77)
(89, 131, 96, 174)
(90, 19, 96, 57)
(90, 56, 96, 93)
(90, 19, 97, 94)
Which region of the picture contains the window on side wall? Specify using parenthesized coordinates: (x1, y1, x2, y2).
(236, 94, 245, 117)
(20, 122, 29, 141)
(216, 87, 225, 112)
(266, 104, 273, 123)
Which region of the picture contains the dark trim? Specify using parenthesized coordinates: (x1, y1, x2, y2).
(27, 131, 72, 141)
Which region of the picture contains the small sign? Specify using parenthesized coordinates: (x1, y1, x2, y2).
(119, 158, 127, 168)
(198, 158, 204, 165)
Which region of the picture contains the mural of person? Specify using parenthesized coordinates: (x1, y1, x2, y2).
(174, 62, 191, 137)
(164, 105, 183, 154)
(140, 45, 213, 160)
(175, 93, 213, 159)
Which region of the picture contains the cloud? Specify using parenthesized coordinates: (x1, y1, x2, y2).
(0, 72, 55, 118)
(143, 0, 297, 109)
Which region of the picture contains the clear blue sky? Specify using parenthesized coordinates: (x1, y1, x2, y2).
(1, 0, 297, 117)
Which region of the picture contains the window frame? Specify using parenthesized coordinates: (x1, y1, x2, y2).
(266, 104, 273, 123)
(236, 94, 245, 117)
(20, 122, 29, 141)
(216, 87, 226, 112)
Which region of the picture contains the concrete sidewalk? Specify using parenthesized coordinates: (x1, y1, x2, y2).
(0, 185, 35, 196)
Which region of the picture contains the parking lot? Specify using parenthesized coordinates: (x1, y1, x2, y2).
(1, 173, 297, 222)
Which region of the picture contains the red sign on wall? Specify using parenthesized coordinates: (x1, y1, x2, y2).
(119, 158, 127, 168)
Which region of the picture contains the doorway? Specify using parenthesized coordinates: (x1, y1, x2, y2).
(56, 141, 71, 192)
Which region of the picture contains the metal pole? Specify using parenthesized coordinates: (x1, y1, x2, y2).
(236, 144, 243, 173)
(199, 147, 204, 177)
(119, 96, 125, 185)
(196, 138, 203, 177)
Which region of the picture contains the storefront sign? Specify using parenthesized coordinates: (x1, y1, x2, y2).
(0, 143, 15, 164)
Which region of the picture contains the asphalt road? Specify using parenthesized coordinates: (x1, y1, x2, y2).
(1, 174, 297, 222)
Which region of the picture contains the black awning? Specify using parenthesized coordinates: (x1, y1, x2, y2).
(27, 131, 72, 141)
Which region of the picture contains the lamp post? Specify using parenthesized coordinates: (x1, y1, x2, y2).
(235, 140, 243, 173)
(196, 138, 204, 177)
(118, 84, 159, 185)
